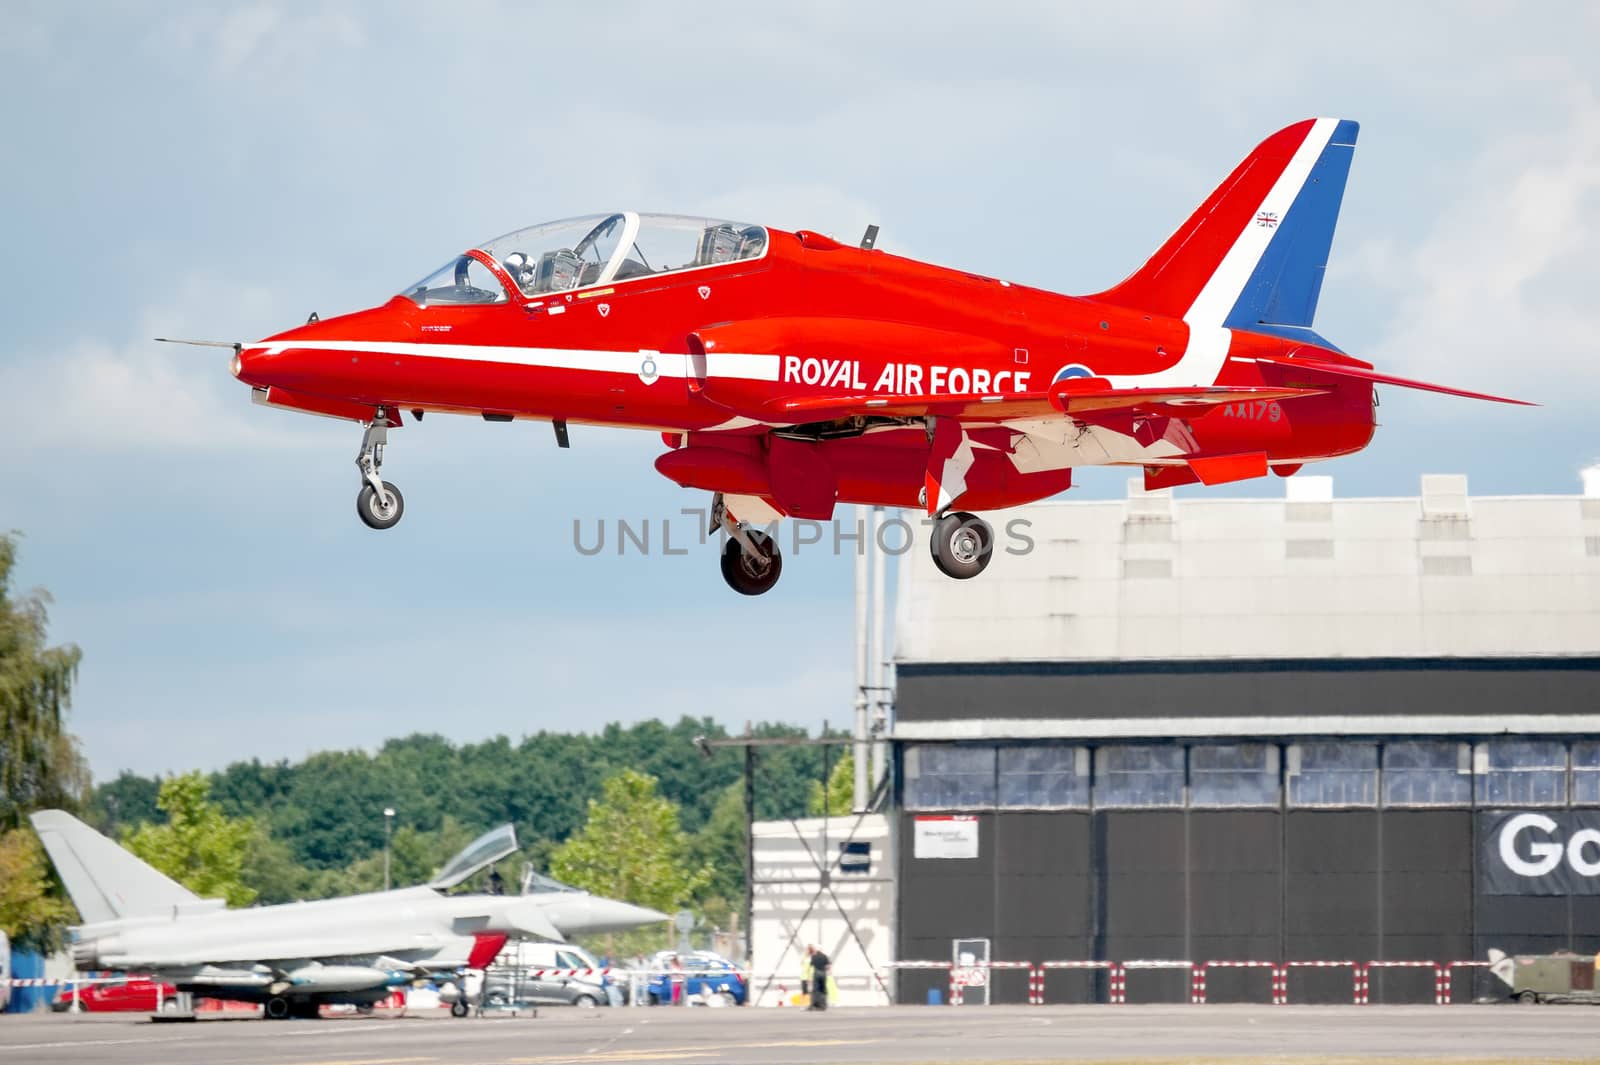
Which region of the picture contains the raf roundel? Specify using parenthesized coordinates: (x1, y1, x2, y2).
(1052, 364, 1096, 384)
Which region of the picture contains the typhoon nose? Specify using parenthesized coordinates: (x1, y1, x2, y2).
(586, 898, 671, 933)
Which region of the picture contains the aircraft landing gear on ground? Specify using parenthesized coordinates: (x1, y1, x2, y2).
(264, 994, 312, 1019)
(930, 511, 994, 580)
(712, 493, 783, 596)
(355, 411, 404, 530)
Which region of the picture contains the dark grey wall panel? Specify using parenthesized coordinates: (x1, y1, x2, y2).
(896, 800, 1597, 1005)
(1102, 812, 1187, 962)
(896, 658, 1600, 723)
(1285, 811, 1379, 980)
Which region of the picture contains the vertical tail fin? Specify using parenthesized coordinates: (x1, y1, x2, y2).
(1090, 118, 1359, 332)
(29, 809, 199, 923)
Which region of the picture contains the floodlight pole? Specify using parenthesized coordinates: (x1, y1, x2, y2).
(853, 505, 871, 812)
(383, 807, 395, 891)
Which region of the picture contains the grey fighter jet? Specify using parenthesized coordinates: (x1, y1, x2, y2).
(30, 811, 666, 1019)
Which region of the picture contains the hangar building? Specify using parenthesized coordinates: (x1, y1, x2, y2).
(888, 472, 1600, 1004)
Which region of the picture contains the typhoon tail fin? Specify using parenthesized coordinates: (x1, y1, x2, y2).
(1091, 118, 1359, 334)
(29, 809, 199, 924)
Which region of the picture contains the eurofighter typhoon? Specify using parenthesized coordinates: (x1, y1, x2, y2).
(31, 811, 666, 1018)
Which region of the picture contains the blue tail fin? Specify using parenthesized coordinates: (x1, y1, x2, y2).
(1225, 119, 1359, 333)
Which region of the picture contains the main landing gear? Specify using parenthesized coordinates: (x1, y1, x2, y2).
(713, 494, 783, 596)
(929, 511, 994, 580)
(355, 411, 405, 530)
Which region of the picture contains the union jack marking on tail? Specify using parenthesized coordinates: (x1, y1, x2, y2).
(1255, 210, 1279, 228)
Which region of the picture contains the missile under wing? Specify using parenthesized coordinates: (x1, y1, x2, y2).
(30, 811, 668, 1019)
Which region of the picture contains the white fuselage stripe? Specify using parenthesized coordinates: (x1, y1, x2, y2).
(1108, 117, 1339, 391)
(246, 341, 782, 382)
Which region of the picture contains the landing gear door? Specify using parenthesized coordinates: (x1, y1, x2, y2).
(952, 937, 990, 1006)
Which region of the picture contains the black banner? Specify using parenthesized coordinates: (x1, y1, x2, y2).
(1478, 810, 1600, 896)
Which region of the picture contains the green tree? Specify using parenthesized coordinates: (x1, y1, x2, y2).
(0, 827, 74, 951)
(551, 770, 709, 953)
(807, 751, 855, 816)
(0, 534, 87, 829)
(689, 782, 747, 908)
(124, 772, 257, 906)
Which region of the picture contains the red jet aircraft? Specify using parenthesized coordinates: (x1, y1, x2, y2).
(183, 117, 1527, 595)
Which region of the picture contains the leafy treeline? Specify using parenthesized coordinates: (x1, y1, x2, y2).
(89, 720, 847, 908)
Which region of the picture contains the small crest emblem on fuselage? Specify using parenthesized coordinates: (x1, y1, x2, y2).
(598, 303, 610, 318)
(638, 351, 660, 385)
(697, 285, 711, 300)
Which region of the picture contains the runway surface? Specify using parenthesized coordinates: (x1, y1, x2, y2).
(2, 1005, 1595, 1065)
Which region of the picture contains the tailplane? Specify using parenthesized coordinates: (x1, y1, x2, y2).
(29, 809, 199, 924)
(1091, 117, 1359, 336)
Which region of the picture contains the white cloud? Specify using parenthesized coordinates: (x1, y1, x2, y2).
(0, 276, 328, 454)
(1350, 73, 1600, 398)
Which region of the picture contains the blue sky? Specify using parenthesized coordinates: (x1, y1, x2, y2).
(2, 3, 1595, 779)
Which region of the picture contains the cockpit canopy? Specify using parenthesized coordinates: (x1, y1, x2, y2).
(402, 212, 767, 306)
(429, 823, 518, 890)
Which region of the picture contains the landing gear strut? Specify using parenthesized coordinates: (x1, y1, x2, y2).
(712, 494, 783, 596)
(355, 411, 404, 530)
(929, 511, 993, 580)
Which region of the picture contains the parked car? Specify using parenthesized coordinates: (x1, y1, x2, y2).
(646, 951, 746, 1006)
(52, 977, 179, 1013)
(483, 943, 612, 1008)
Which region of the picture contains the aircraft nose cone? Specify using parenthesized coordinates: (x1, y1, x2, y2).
(585, 898, 671, 932)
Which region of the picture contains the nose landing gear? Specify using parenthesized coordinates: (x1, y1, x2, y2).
(712, 493, 783, 596)
(356, 411, 405, 530)
(929, 510, 993, 580)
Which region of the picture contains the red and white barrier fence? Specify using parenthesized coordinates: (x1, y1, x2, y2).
(1192, 961, 1286, 1005)
(885, 958, 1494, 1006)
(1037, 961, 1124, 1005)
(1283, 960, 1363, 1004)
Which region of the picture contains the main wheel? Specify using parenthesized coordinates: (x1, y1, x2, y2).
(1517, 990, 1538, 1005)
(450, 1000, 470, 1018)
(929, 511, 993, 580)
(357, 481, 405, 530)
(720, 529, 782, 596)
(265, 995, 292, 1020)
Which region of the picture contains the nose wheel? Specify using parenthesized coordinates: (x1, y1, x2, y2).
(712, 493, 783, 596)
(720, 529, 783, 596)
(355, 412, 405, 530)
(930, 511, 993, 580)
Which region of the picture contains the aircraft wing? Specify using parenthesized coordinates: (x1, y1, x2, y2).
(765, 384, 1322, 424)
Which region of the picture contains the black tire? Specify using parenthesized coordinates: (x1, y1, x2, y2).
(357, 481, 405, 530)
(265, 995, 292, 1020)
(720, 529, 782, 596)
(450, 1000, 470, 1018)
(160, 997, 181, 1014)
(355, 1003, 375, 1015)
(1517, 990, 1538, 1005)
(929, 511, 993, 580)
(572, 993, 598, 1008)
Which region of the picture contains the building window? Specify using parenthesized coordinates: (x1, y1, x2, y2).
(1475, 740, 1566, 806)
(1382, 741, 1471, 807)
(998, 745, 1089, 808)
(1094, 744, 1185, 808)
(1190, 743, 1280, 807)
(1574, 742, 1600, 805)
(1288, 742, 1378, 807)
(903, 745, 996, 810)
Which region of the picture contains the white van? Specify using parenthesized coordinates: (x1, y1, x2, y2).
(486, 942, 613, 1008)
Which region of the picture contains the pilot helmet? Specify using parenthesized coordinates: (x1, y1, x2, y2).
(503, 252, 535, 289)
